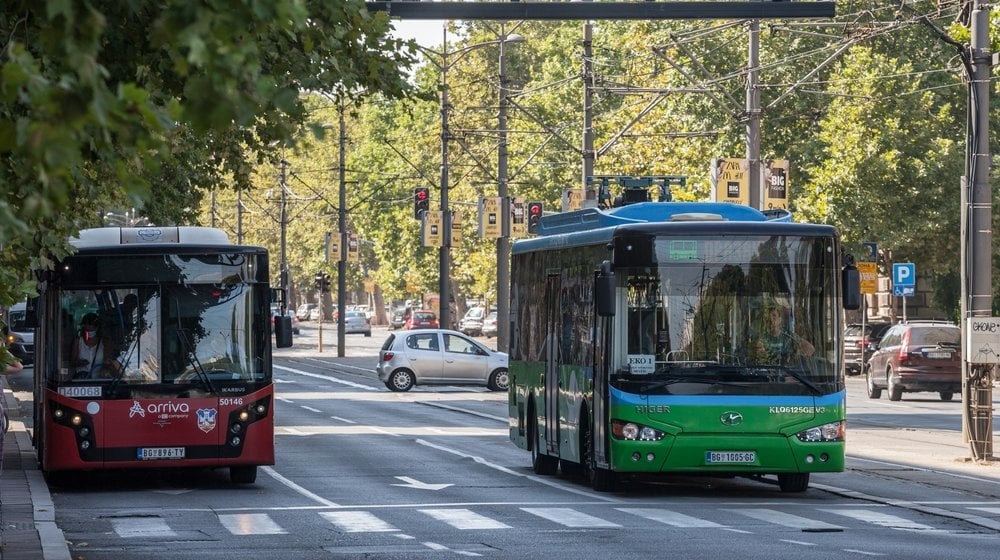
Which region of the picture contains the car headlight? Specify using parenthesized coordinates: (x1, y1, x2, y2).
(611, 420, 665, 441)
(795, 421, 845, 442)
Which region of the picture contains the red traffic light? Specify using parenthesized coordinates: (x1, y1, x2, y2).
(415, 189, 428, 200)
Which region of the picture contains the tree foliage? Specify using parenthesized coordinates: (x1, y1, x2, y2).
(0, 0, 416, 313)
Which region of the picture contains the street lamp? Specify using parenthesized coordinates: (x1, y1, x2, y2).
(418, 26, 523, 331)
(497, 26, 524, 351)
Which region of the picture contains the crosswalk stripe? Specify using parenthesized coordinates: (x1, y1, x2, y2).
(112, 518, 177, 538)
(321, 511, 399, 532)
(822, 509, 936, 531)
(419, 509, 512, 530)
(617, 508, 726, 528)
(521, 507, 621, 528)
(969, 507, 1000, 514)
(727, 508, 844, 530)
(219, 513, 288, 535)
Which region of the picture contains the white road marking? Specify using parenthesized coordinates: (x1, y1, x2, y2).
(823, 509, 937, 531)
(419, 508, 511, 530)
(617, 508, 725, 528)
(522, 507, 621, 528)
(262, 466, 339, 508)
(219, 513, 288, 535)
(274, 364, 378, 391)
(112, 518, 177, 538)
(321, 511, 398, 532)
(728, 508, 843, 530)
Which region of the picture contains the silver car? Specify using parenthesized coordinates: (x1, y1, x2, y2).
(376, 329, 509, 392)
(343, 310, 372, 337)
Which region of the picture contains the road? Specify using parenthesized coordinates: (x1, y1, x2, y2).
(18, 324, 1000, 559)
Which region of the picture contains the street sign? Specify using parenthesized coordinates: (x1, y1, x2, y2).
(967, 317, 1000, 365)
(892, 262, 915, 295)
(892, 285, 915, 297)
(862, 242, 878, 261)
(857, 262, 877, 294)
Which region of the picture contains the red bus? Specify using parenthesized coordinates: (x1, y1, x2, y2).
(29, 226, 288, 483)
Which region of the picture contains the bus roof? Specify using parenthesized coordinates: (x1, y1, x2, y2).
(514, 202, 835, 254)
(70, 227, 232, 249)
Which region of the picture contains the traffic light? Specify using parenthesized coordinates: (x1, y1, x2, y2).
(314, 271, 323, 290)
(527, 201, 543, 234)
(322, 273, 331, 293)
(413, 187, 430, 219)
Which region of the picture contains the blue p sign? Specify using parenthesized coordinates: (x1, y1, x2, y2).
(893, 263, 915, 287)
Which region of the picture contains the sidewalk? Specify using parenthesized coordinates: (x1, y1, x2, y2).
(1, 380, 70, 560)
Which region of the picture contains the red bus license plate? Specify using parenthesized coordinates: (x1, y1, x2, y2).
(138, 447, 185, 460)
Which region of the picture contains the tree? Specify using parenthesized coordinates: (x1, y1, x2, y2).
(0, 0, 417, 316)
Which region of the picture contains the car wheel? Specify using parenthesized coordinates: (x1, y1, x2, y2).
(866, 369, 882, 399)
(386, 369, 415, 392)
(939, 392, 954, 402)
(364, 331, 371, 337)
(887, 367, 903, 401)
(487, 368, 509, 392)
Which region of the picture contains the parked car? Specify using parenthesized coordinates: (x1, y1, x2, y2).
(405, 310, 438, 330)
(389, 308, 408, 330)
(865, 320, 961, 402)
(296, 303, 318, 321)
(271, 309, 300, 335)
(343, 310, 372, 337)
(376, 329, 509, 392)
(481, 310, 498, 338)
(844, 321, 892, 376)
(459, 306, 487, 336)
(3, 302, 34, 365)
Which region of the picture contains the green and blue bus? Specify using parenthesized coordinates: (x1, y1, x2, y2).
(508, 200, 860, 492)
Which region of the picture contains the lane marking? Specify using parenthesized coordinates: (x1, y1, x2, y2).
(728, 508, 843, 530)
(617, 507, 724, 528)
(112, 518, 177, 538)
(262, 466, 340, 508)
(823, 509, 937, 531)
(274, 364, 378, 391)
(321, 511, 397, 532)
(419, 508, 511, 530)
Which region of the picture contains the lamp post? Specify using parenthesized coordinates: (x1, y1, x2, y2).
(419, 26, 523, 332)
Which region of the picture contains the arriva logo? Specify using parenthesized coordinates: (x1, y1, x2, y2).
(129, 401, 190, 418)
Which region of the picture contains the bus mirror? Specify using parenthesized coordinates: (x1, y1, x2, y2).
(274, 315, 293, 348)
(842, 262, 861, 311)
(596, 261, 616, 317)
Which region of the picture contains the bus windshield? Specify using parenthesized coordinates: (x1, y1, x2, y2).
(611, 234, 840, 396)
(57, 284, 265, 388)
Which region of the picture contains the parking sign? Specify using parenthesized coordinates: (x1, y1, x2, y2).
(892, 263, 915, 297)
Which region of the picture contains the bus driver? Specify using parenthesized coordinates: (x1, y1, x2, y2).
(71, 313, 119, 379)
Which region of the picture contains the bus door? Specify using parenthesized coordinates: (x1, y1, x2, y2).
(543, 273, 561, 455)
(591, 295, 612, 468)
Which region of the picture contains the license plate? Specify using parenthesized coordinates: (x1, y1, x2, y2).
(138, 447, 185, 460)
(926, 351, 951, 359)
(706, 451, 756, 464)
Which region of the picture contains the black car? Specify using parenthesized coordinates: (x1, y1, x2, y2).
(843, 321, 892, 375)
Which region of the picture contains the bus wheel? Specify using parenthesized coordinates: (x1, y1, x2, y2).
(777, 473, 809, 493)
(530, 415, 558, 475)
(386, 370, 415, 392)
(230, 466, 257, 484)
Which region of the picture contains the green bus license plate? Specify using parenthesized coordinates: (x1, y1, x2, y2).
(138, 447, 185, 460)
(706, 451, 756, 464)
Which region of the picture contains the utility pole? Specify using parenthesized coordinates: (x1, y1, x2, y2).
(279, 157, 289, 314)
(746, 20, 762, 210)
(338, 105, 348, 357)
(439, 25, 453, 331)
(582, 21, 595, 204)
(963, 1, 993, 460)
(497, 25, 512, 350)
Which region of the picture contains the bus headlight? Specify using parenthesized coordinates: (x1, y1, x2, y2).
(611, 420, 665, 441)
(795, 421, 845, 442)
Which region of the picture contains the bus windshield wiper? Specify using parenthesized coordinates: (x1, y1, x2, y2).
(739, 365, 822, 395)
(176, 329, 218, 395)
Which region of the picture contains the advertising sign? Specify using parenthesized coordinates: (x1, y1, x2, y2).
(763, 159, 789, 210)
(712, 158, 749, 205)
